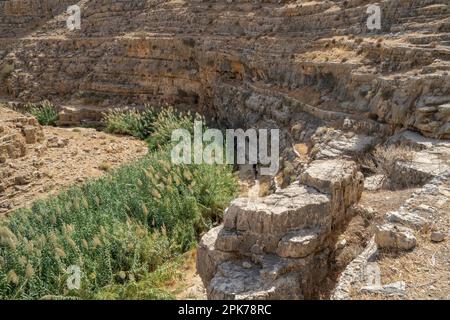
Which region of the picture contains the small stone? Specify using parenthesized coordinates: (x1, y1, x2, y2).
(14, 175, 30, 185)
(430, 231, 446, 243)
(337, 239, 347, 249)
(385, 210, 429, 230)
(364, 174, 386, 191)
(242, 261, 252, 269)
(375, 223, 416, 251)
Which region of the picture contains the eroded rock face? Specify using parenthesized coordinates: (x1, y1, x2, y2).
(1, 1, 449, 139)
(197, 159, 364, 300)
(0, 107, 43, 163)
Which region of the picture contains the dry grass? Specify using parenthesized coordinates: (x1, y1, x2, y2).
(98, 162, 112, 172)
(361, 144, 415, 189)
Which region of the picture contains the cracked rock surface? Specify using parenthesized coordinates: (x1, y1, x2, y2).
(197, 159, 363, 300)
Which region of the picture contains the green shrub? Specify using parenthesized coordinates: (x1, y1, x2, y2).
(146, 106, 197, 150)
(93, 258, 181, 300)
(0, 64, 14, 82)
(103, 105, 200, 148)
(26, 100, 59, 126)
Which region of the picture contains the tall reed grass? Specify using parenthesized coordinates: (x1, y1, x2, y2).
(0, 107, 237, 299)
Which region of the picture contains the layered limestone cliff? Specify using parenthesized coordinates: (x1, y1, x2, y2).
(1, 0, 449, 300)
(0, 0, 449, 139)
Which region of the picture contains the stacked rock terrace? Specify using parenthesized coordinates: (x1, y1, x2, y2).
(197, 159, 364, 299)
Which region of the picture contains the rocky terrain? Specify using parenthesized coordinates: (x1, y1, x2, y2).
(0, 106, 147, 215)
(333, 171, 450, 299)
(0, 0, 449, 300)
(197, 159, 364, 299)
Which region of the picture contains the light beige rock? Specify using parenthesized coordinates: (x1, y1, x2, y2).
(364, 174, 386, 191)
(301, 159, 364, 224)
(430, 231, 446, 243)
(375, 224, 417, 251)
(276, 229, 321, 258)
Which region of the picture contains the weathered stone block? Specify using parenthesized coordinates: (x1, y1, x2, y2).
(375, 223, 417, 251)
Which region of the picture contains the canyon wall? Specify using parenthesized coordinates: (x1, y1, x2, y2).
(0, 0, 448, 139)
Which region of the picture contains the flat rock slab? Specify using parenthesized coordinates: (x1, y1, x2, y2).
(385, 210, 429, 230)
(301, 159, 361, 194)
(360, 281, 406, 297)
(208, 260, 304, 300)
(224, 183, 331, 237)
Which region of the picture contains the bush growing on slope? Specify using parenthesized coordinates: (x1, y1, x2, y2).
(25, 100, 59, 126)
(103, 106, 158, 140)
(103, 105, 196, 148)
(0, 64, 14, 82)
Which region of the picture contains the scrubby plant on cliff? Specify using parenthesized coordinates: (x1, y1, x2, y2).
(361, 143, 415, 189)
(0, 64, 14, 82)
(0, 108, 237, 299)
(25, 100, 59, 126)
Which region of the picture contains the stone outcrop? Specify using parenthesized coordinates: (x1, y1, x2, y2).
(0, 106, 43, 163)
(197, 159, 364, 299)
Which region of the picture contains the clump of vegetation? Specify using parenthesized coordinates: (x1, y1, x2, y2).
(103, 106, 158, 140)
(145, 106, 195, 150)
(103, 106, 195, 150)
(0, 108, 237, 299)
(93, 258, 183, 300)
(24, 100, 59, 126)
(98, 162, 112, 172)
(373, 144, 413, 174)
(380, 87, 394, 100)
(0, 63, 14, 82)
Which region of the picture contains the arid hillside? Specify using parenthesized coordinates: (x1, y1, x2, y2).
(0, 0, 449, 300)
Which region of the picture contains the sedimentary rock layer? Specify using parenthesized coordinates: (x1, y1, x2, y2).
(197, 159, 364, 299)
(0, 0, 449, 138)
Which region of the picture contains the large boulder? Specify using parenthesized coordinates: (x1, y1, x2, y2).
(301, 159, 364, 225)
